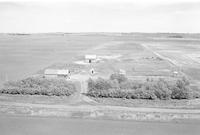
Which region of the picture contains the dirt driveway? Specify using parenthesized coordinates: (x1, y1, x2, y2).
(68, 74, 96, 104)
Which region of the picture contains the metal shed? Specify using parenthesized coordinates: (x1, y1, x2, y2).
(44, 69, 70, 78)
(85, 55, 97, 63)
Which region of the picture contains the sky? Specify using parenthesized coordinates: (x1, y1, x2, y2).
(0, 0, 200, 33)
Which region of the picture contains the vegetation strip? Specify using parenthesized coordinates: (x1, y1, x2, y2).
(0, 77, 77, 96)
(87, 73, 200, 100)
(1, 102, 200, 121)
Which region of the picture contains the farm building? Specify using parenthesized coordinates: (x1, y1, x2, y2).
(44, 69, 70, 78)
(172, 71, 179, 77)
(118, 69, 126, 75)
(85, 54, 97, 63)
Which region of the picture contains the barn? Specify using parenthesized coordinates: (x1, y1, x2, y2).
(44, 69, 70, 78)
(118, 69, 126, 75)
(85, 55, 97, 63)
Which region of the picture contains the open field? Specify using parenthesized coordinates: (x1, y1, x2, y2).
(1, 33, 200, 104)
(0, 33, 115, 86)
(1, 33, 200, 87)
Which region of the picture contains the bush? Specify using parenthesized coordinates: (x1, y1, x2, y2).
(119, 80, 142, 90)
(88, 78, 97, 91)
(133, 89, 157, 100)
(171, 86, 191, 99)
(110, 73, 128, 83)
(170, 78, 192, 99)
(87, 74, 195, 100)
(152, 79, 172, 100)
(0, 77, 77, 96)
(90, 77, 112, 90)
(192, 90, 200, 98)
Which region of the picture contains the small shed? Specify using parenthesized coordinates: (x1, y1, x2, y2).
(44, 69, 58, 78)
(172, 71, 179, 77)
(118, 69, 126, 75)
(44, 69, 70, 78)
(57, 69, 70, 77)
(85, 55, 97, 63)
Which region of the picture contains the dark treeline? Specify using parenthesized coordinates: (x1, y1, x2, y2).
(87, 74, 198, 100)
(0, 77, 77, 96)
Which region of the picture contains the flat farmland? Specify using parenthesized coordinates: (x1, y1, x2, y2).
(0, 34, 114, 85)
(140, 38, 200, 84)
(1, 33, 200, 88)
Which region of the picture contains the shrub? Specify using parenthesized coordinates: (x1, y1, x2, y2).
(0, 77, 77, 96)
(153, 79, 172, 100)
(87, 74, 195, 100)
(133, 89, 157, 100)
(171, 77, 193, 99)
(171, 86, 192, 99)
(109, 79, 120, 89)
(119, 80, 142, 90)
(88, 78, 97, 91)
(192, 90, 200, 98)
(181, 76, 190, 85)
(93, 78, 112, 90)
(110, 73, 128, 83)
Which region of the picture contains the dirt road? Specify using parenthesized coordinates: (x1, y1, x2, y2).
(140, 43, 179, 67)
(1, 96, 200, 121)
(69, 74, 96, 104)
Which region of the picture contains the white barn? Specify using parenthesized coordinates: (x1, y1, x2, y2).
(118, 69, 126, 75)
(44, 69, 70, 78)
(85, 55, 97, 63)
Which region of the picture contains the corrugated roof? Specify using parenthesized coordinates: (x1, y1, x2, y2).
(44, 69, 69, 75)
(57, 70, 69, 75)
(85, 55, 97, 59)
(119, 69, 126, 74)
(44, 69, 58, 75)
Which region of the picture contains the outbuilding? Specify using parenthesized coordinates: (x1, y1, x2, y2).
(85, 55, 97, 63)
(118, 69, 126, 75)
(172, 71, 179, 77)
(44, 69, 70, 78)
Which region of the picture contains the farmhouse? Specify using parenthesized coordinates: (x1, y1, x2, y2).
(44, 69, 70, 78)
(85, 54, 97, 63)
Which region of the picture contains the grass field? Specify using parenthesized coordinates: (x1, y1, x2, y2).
(1, 33, 200, 89)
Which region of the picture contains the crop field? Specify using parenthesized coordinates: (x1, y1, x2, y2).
(1, 33, 200, 89)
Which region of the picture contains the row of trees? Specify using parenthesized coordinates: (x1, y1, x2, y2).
(87, 74, 194, 100)
(0, 77, 77, 96)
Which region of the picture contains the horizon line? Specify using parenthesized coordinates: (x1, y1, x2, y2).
(1, 32, 200, 34)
